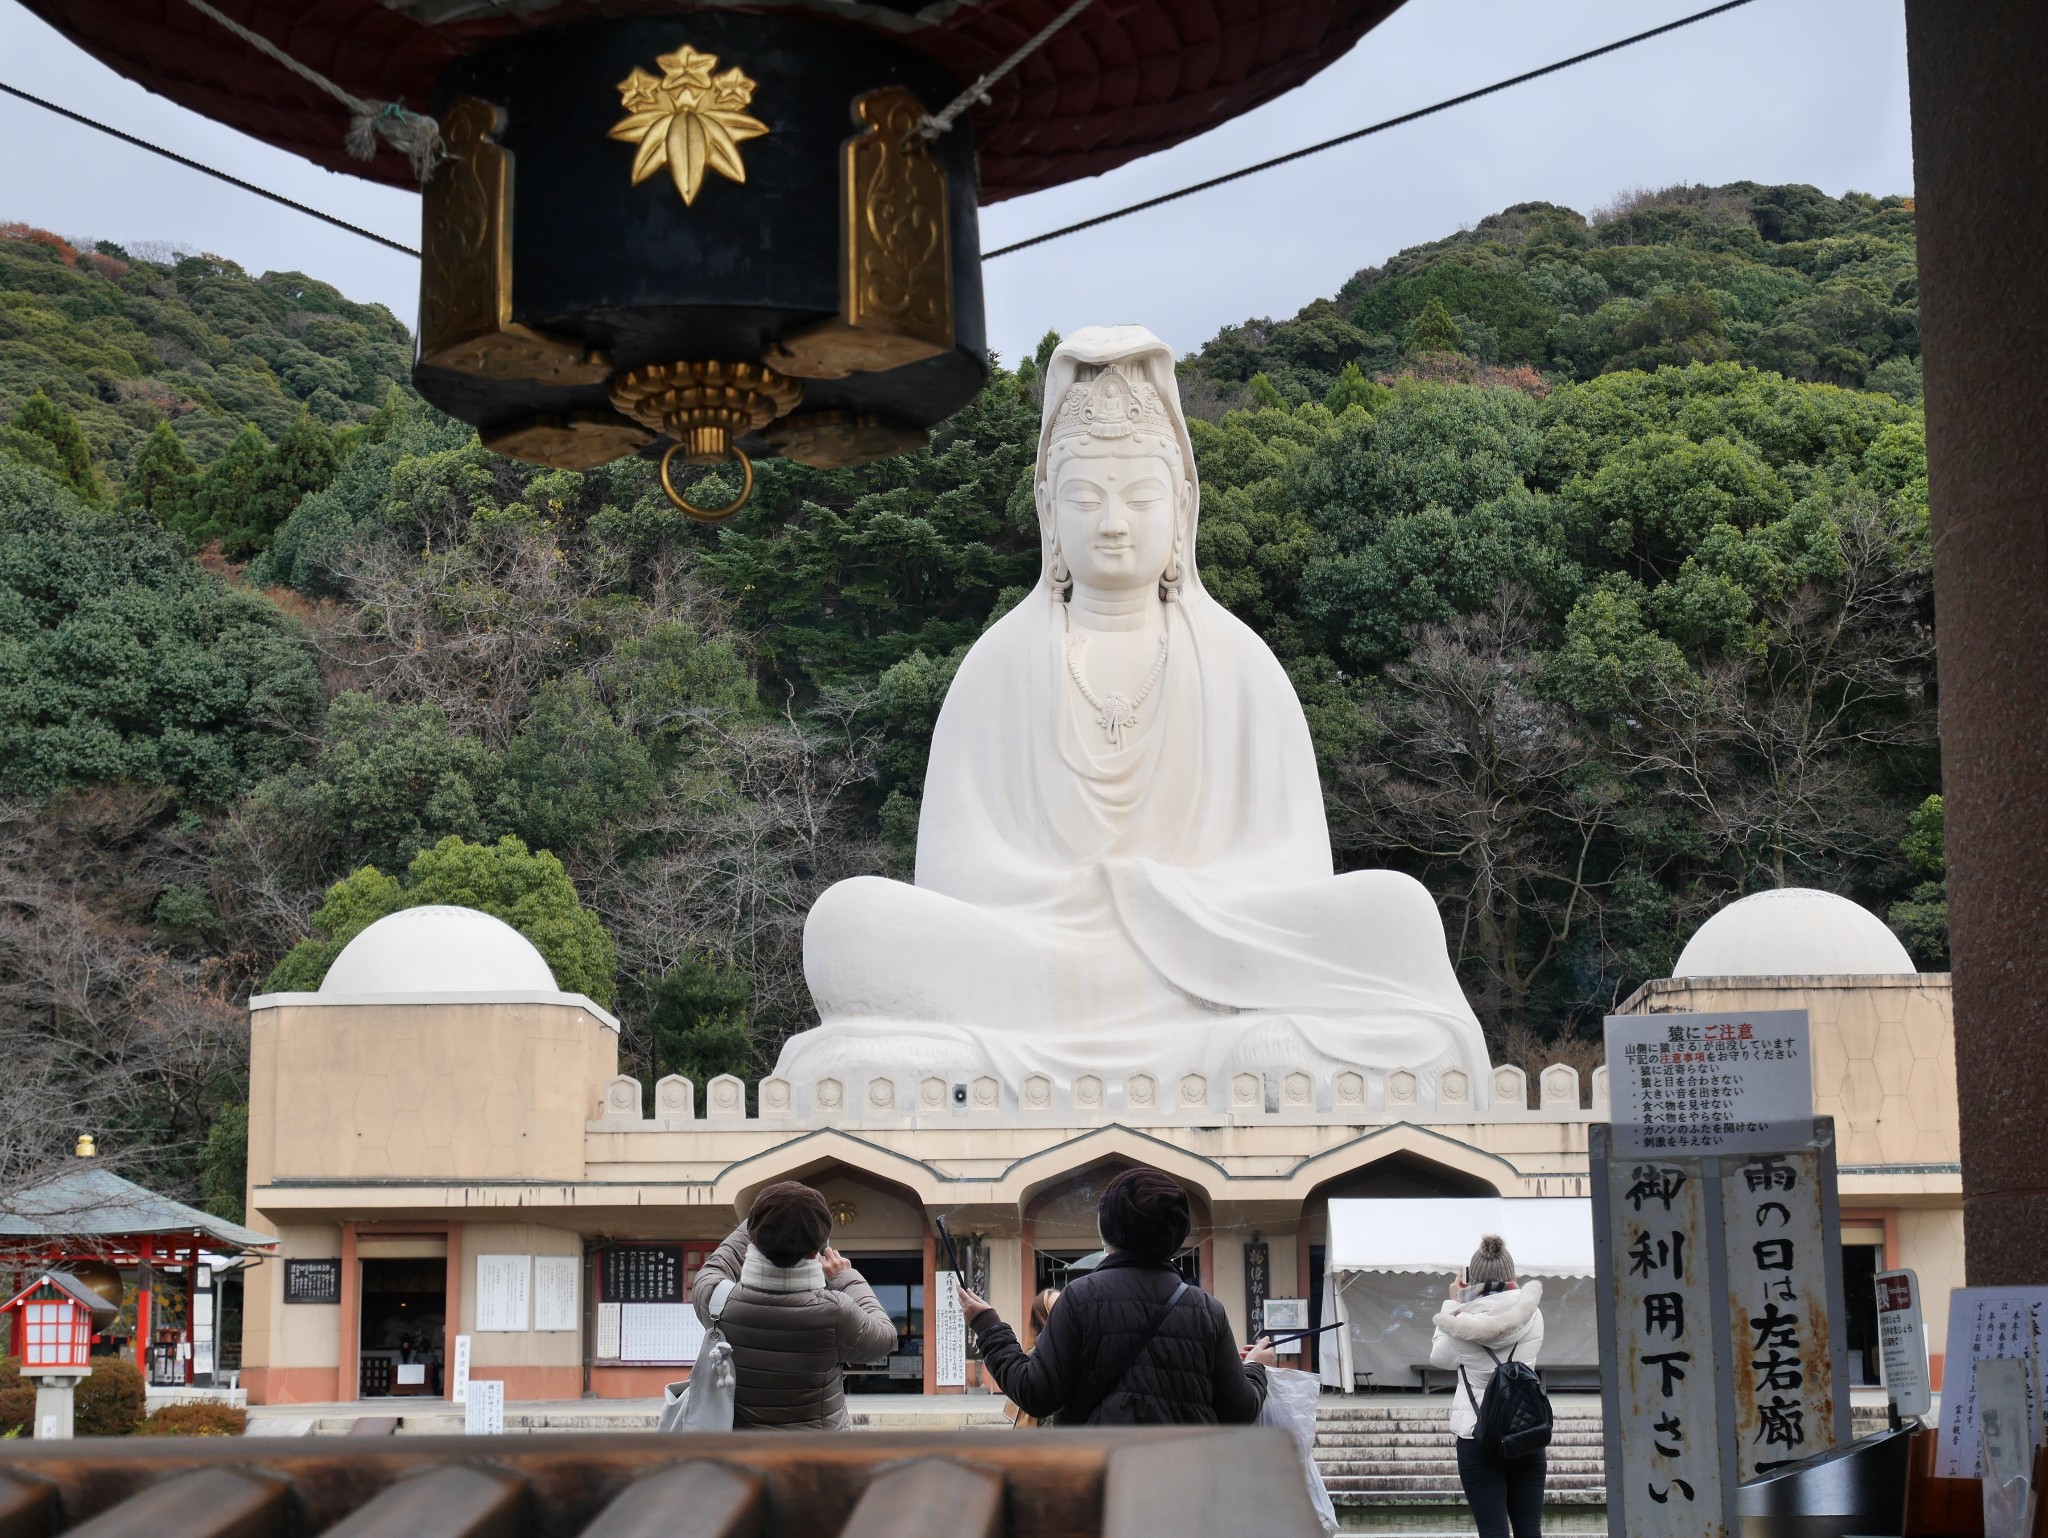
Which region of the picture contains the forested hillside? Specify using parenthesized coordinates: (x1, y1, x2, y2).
(0, 182, 1940, 1209)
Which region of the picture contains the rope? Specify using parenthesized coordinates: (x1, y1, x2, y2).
(919, 0, 1094, 141)
(0, 78, 421, 257)
(984, 0, 1759, 259)
(177, 0, 445, 180)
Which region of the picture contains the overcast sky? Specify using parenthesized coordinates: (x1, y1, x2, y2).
(0, 0, 1912, 365)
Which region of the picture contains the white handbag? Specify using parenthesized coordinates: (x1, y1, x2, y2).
(658, 1279, 737, 1433)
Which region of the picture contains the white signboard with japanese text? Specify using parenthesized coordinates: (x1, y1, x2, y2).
(935, 1271, 965, 1388)
(1607, 1011, 1812, 1155)
(534, 1256, 580, 1332)
(595, 1302, 622, 1361)
(475, 1255, 531, 1332)
(450, 1334, 471, 1403)
(1935, 1287, 2048, 1479)
(464, 1377, 504, 1435)
(1876, 1268, 1932, 1418)
(621, 1302, 703, 1364)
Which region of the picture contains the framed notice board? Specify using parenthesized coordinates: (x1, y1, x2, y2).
(593, 1242, 716, 1366)
(283, 1259, 341, 1304)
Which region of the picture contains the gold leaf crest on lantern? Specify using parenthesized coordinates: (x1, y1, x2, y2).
(609, 45, 768, 207)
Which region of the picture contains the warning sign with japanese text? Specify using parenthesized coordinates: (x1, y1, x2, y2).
(1607, 1010, 1812, 1155)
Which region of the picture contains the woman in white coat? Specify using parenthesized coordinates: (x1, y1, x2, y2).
(1430, 1235, 1546, 1538)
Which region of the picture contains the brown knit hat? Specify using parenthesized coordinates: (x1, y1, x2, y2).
(1468, 1234, 1516, 1286)
(747, 1181, 833, 1267)
(1098, 1167, 1192, 1262)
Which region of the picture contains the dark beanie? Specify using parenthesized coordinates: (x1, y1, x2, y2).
(1098, 1167, 1192, 1262)
(747, 1182, 833, 1267)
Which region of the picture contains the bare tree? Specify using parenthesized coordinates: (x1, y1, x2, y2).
(1326, 586, 1623, 1043)
(587, 686, 888, 1077)
(0, 800, 246, 1206)
(1619, 495, 1936, 892)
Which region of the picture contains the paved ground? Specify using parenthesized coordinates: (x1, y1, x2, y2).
(244, 1392, 1014, 1436)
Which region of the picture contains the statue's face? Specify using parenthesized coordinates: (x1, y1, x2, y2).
(1051, 448, 1178, 593)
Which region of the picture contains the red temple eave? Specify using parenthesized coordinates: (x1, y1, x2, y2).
(10, 0, 1408, 202)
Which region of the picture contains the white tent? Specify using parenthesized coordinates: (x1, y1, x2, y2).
(1318, 1198, 1599, 1394)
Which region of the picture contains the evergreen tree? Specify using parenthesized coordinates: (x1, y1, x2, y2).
(1403, 296, 1465, 357)
(184, 423, 270, 549)
(120, 422, 200, 528)
(233, 412, 340, 558)
(2, 390, 105, 505)
(629, 958, 754, 1111)
(1325, 361, 1388, 414)
(264, 834, 619, 1005)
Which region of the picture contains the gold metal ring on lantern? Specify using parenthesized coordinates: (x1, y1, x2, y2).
(659, 440, 755, 521)
(610, 360, 801, 518)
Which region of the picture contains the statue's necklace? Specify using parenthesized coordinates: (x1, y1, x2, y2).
(1064, 615, 1168, 749)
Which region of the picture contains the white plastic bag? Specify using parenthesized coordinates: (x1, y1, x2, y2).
(1257, 1366, 1338, 1534)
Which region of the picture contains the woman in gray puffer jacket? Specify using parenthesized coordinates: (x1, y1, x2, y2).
(692, 1181, 900, 1430)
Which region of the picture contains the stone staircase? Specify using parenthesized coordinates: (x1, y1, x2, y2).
(1314, 1395, 1607, 1507)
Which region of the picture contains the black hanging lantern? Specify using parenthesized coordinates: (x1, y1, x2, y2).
(414, 12, 983, 514)
(30, 0, 1411, 516)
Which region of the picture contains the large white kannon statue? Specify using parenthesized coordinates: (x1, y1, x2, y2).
(778, 326, 1490, 1109)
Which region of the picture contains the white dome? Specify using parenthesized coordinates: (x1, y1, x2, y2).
(1673, 887, 1915, 978)
(319, 905, 558, 994)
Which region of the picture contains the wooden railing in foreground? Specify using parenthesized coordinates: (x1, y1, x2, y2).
(0, 1428, 1322, 1538)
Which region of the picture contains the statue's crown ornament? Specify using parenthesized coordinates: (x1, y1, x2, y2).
(1048, 364, 1178, 450)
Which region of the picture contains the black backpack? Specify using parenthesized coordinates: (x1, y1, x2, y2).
(1462, 1344, 1553, 1462)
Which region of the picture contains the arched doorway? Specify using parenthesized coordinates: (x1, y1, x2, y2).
(1021, 1160, 1215, 1307)
(1297, 1153, 1500, 1375)
(796, 1163, 933, 1396)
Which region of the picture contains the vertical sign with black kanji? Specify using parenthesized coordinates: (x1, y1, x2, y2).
(1244, 1239, 1271, 1339)
(1601, 1010, 1851, 1538)
(1594, 1131, 1730, 1538)
(1722, 1147, 1837, 1480)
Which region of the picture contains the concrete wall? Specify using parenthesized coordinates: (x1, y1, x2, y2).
(238, 1222, 343, 1404)
(460, 1221, 584, 1402)
(251, 999, 618, 1184)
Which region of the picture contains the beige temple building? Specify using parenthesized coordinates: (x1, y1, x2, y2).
(238, 890, 1963, 1406)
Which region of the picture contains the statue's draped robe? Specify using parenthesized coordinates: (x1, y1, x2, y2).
(785, 586, 1493, 1101)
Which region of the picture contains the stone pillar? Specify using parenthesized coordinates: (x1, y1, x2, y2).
(1905, 1, 2048, 1284)
(33, 1377, 76, 1438)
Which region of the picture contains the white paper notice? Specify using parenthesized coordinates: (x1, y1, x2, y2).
(1605, 1010, 1812, 1154)
(396, 1363, 427, 1386)
(621, 1302, 703, 1363)
(451, 1334, 471, 1402)
(534, 1256, 580, 1332)
(1876, 1269, 1932, 1418)
(935, 1271, 965, 1388)
(1935, 1286, 2048, 1478)
(596, 1302, 622, 1360)
(476, 1255, 531, 1332)
(464, 1377, 504, 1435)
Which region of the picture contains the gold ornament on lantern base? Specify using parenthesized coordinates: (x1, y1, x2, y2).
(610, 360, 804, 520)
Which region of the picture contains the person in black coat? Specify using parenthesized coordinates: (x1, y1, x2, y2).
(956, 1166, 1276, 1425)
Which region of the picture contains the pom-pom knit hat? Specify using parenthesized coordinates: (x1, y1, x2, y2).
(1468, 1233, 1516, 1285)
